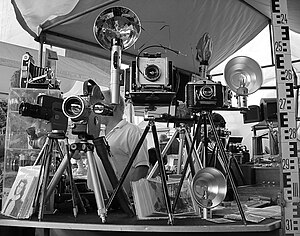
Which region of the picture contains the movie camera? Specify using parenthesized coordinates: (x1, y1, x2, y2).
(185, 77, 232, 111)
(126, 52, 176, 108)
(62, 79, 113, 139)
(19, 94, 68, 132)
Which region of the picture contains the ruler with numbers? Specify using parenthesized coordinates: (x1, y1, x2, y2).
(271, 0, 300, 235)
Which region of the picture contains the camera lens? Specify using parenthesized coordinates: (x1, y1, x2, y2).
(62, 96, 89, 121)
(93, 103, 113, 116)
(200, 85, 214, 99)
(19, 102, 50, 120)
(145, 64, 161, 81)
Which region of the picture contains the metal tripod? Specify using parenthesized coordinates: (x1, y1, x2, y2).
(172, 111, 247, 225)
(147, 122, 203, 179)
(69, 135, 107, 223)
(31, 130, 82, 221)
(105, 117, 174, 225)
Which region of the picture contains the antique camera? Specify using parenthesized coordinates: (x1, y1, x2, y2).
(20, 52, 60, 89)
(62, 79, 113, 139)
(19, 94, 68, 132)
(136, 53, 170, 87)
(185, 79, 232, 111)
(126, 53, 176, 107)
(243, 98, 277, 123)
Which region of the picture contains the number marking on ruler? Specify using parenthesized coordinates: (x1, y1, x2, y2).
(271, 0, 300, 235)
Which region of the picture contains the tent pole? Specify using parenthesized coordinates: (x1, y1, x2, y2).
(268, 22, 274, 66)
(39, 41, 44, 67)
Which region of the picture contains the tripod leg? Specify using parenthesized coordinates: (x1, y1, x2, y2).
(185, 130, 203, 171)
(147, 129, 179, 179)
(38, 138, 55, 221)
(33, 140, 49, 166)
(172, 116, 202, 213)
(86, 150, 107, 223)
(106, 124, 151, 211)
(152, 123, 174, 225)
(185, 130, 203, 176)
(65, 151, 78, 218)
(46, 152, 69, 200)
(207, 113, 247, 225)
(48, 147, 86, 214)
(228, 154, 246, 186)
(93, 137, 134, 217)
(45, 139, 86, 216)
(31, 138, 50, 216)
(177, 129, 186, 174)
(56, 139, 79, 218)
(67, 147, 87, 214)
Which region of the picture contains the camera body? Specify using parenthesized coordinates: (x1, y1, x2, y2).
(62, 95, 103, 139)
(62, 79, 113, 139)
(19, 94, 68, 132)
(126, 54, 176, 107)
(137, 56, 170, 88)
(20, 52, 60, 89)
(185, 79, 232, 111)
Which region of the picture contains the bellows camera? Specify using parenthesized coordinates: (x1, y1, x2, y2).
(185, 78, 232, 111)
(20, 52, 60, 89)
(126, 53, 176, 107)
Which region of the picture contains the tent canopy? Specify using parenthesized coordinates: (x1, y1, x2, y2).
(12, 0, 300, 75)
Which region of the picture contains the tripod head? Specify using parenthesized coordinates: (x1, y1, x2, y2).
(70, 119, 100, 141)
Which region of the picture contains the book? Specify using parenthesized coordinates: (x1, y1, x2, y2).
(224, 213, 266, 223)
(132, 177, 198, 220)
(1, 165, 40, 219)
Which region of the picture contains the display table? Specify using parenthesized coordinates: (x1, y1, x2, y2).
(0, 210, 281, 236)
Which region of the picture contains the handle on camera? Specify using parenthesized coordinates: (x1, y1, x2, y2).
(83, 79, 105, 104)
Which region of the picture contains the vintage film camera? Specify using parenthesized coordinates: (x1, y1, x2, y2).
(62, 79, 113, 139)
(20, 52, 60, 89)
(185, 77, 232, 111)
(19, 94, 68, 133)
(126, 53, 176, 107)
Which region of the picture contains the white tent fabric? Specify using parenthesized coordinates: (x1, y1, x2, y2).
(11, 0, 278, 73)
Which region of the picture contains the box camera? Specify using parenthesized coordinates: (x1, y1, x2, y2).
(243, 98, 277, 123)
(126, 54, 176, 107)
(19, 94, 68, 132)
(185, 79, 232, 111)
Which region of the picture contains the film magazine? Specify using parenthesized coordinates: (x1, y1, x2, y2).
(132, 177, 199, 220)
